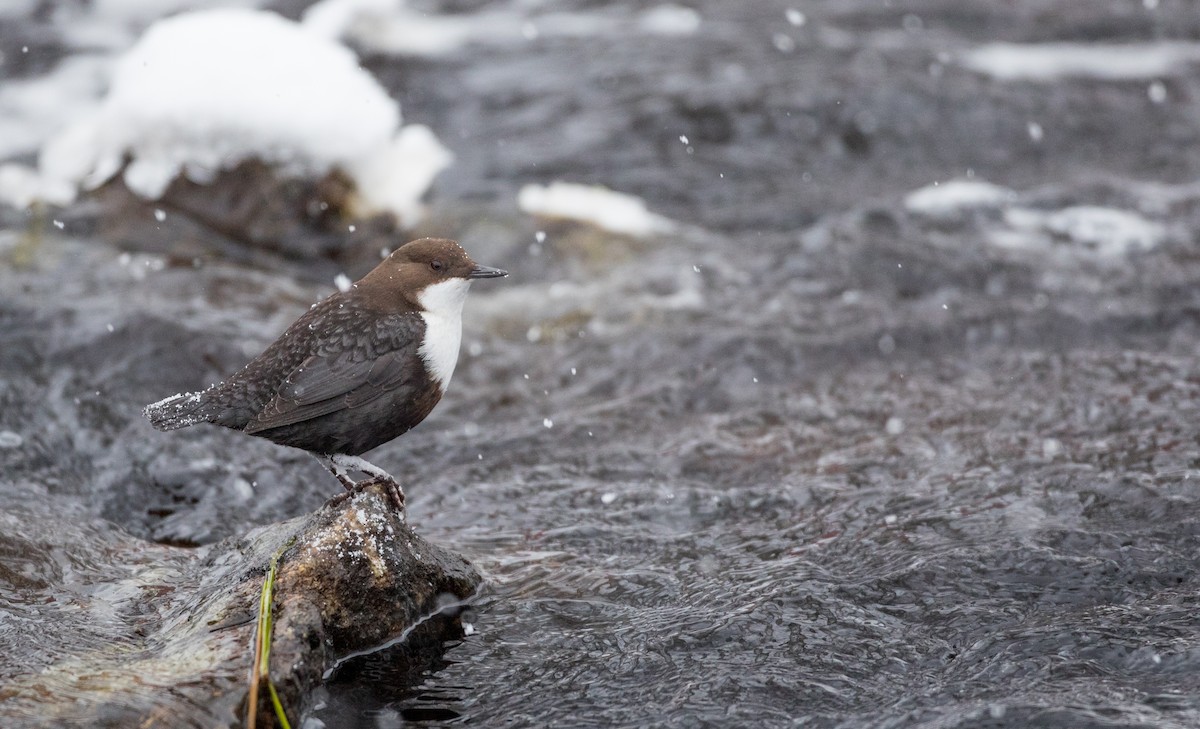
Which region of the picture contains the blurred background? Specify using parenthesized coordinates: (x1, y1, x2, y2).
(3, 1, 1200, 727)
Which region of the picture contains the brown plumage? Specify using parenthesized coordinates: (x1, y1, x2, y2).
(143, 238, 507, 504)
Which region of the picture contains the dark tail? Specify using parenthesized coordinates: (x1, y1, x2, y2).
(142, 391, 211, 431)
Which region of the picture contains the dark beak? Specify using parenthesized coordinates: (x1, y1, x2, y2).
(469, 264, 508, 279)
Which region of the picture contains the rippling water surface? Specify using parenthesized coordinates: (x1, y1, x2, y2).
(4, 1, 1200, 727)
(314, 346, 1200, 728)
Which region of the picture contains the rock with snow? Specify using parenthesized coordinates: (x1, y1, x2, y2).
(16, 8, 450, 226)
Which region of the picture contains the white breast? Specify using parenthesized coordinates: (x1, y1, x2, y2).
(416, 278, 470, 389)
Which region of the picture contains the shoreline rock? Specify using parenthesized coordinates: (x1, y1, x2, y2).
(0, 482, 481, 729)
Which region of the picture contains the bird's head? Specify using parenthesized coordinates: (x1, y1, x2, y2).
(360, 238, 507, 314)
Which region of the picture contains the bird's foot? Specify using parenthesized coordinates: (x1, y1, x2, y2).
(317, 454, 406, 511)
(359, 475, 406, 511)
(321, 478, 404, 511)
(324, 490, 352, 508)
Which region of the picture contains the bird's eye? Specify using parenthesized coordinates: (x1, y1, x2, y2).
(431, 260, 444, 272)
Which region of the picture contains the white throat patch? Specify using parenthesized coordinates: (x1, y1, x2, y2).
(416, 278, 470, 389)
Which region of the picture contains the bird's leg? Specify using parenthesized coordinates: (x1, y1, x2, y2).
(383, 482, 405, 511)
(317, 454, 358, 492)
(319, 454, 406, 510)
(330, 454, 393, 483)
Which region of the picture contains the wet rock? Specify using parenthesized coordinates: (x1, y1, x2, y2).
(91, 160, 402, 283)
(0, 483, 480, 729)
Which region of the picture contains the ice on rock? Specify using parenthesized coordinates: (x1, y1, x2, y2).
(21, 8, 450, 225)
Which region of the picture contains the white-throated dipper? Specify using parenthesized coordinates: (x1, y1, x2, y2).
(143, 238, 507, 506)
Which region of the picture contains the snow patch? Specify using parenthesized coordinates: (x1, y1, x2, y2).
(304, 0, 478, 56)
(518, 182, 677, 237)
(995, 205, 1165, 257)
(0, 164, 76, 208)
(8, 8, 450, 225)
(345, 124, 452, 225)
(0, 55, 111, 162)
(904, 179, 1015, 217)
(146, 390, 203, 411)
(58, 0, 261, 51)
(961, 41, 1200, 82)
(638, 5, 702, 36)
(1043, 206, 1165, 256)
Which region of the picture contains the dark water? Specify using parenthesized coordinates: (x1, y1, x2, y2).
(314, 347, 1200, 727)
(5, 0, 1200, 727)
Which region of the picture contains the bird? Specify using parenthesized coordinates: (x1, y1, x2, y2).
(143, 237, 507, 507)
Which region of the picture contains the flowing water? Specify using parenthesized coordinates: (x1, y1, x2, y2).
(4, 1, 1200, 727)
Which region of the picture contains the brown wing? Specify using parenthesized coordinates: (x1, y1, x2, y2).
(244, 348, 421, 434)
